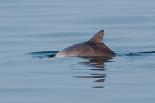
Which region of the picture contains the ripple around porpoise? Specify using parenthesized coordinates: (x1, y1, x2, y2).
(118, 51, 155, 57)
(30, 51, 59, 59)
(30, 50, 155, 59)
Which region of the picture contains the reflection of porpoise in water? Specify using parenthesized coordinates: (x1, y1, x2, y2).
(56, 30, 116, 58)
(74, 57, 112, 88)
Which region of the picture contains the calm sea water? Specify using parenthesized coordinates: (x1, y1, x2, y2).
(0, 0, 155, 103)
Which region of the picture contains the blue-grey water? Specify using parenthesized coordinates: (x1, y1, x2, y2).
(0, 0, 155, 103)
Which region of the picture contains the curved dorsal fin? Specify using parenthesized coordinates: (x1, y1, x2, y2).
(89, 30, 104, 43)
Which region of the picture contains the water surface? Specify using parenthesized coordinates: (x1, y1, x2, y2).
(0, 0, 155, 103)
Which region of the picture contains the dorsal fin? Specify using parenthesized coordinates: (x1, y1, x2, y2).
(89, 30, 104, 43)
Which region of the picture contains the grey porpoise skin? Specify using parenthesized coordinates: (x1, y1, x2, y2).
(56, 30, 116, 58)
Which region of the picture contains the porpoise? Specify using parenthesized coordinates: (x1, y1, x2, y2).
(55, 30, 115, 58)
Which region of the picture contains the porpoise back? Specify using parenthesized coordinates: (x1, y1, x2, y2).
(56, 30, 115, 57)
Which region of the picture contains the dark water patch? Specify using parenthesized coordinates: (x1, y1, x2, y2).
(125, 51, 155, 56)
(79, 61, 104, 68)
(90, 68, 105, 71)
(78, 56, 114, 68)
(118, 51, 155, 57)
(92, 86, 104, 88)
(94, 79, 105, 82)
(74, 74, 105, 79)
(30, 51, 59, 59)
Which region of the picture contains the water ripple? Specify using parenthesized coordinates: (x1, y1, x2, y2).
(125, 51, 155, 56)
(30, 51, 58, 59)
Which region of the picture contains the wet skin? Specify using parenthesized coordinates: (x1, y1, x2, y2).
(56, 30, 115, 58)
